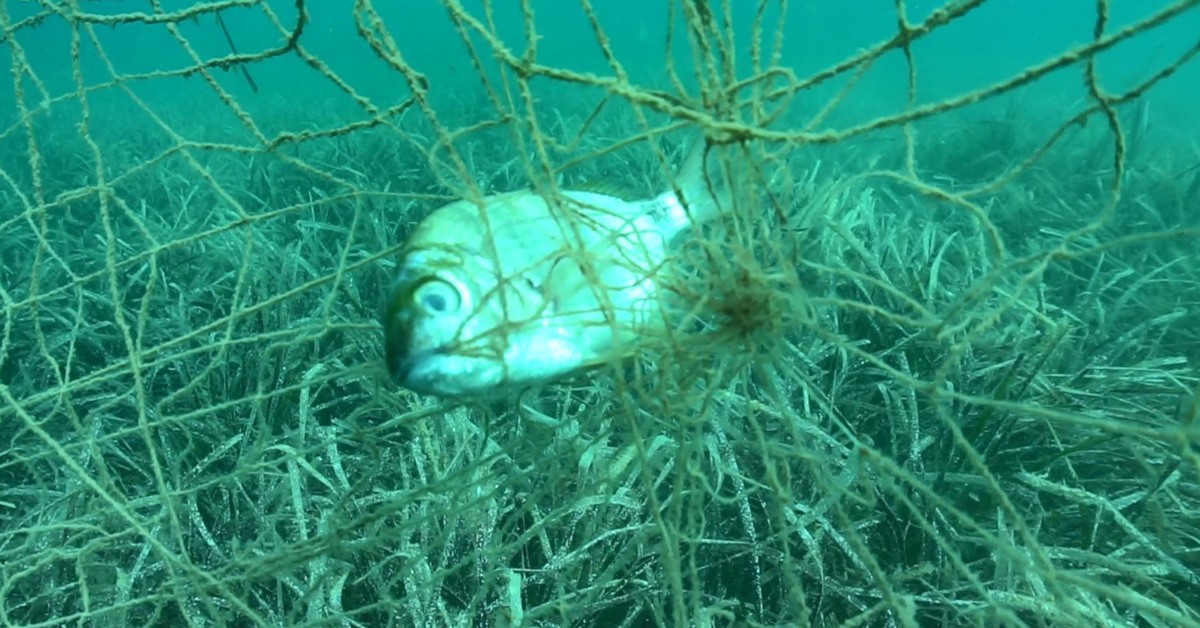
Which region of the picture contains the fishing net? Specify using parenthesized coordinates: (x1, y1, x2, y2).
(2, 0, 1198, 625)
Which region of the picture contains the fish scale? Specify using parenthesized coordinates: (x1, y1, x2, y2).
(384, 144, 725, 397)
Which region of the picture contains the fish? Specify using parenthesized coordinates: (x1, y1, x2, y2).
(383, 142, 726, 397)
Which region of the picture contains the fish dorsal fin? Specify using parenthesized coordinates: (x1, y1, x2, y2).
(566, 179, 641, 202)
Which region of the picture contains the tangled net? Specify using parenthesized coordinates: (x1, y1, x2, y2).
(2, 0, 1198, 625)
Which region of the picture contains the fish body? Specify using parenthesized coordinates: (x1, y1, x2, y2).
(384, 146, 721, 397)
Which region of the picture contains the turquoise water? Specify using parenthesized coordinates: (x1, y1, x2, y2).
(1, 2, 1198, 625)
(4, 1, 1196, 135)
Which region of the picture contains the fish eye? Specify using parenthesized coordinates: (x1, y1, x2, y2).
(413, 279, 462, 315)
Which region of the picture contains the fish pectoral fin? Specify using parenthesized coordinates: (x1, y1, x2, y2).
(544, 251, 648, 308)
(541, 253, 595, 311)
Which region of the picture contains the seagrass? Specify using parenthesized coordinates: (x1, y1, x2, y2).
(1, 0, 1198, 625)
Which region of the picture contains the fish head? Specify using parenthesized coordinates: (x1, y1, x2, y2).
(383, 249, 508, 397)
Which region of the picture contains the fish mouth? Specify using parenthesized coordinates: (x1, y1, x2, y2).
(388, 353, 416, 384)
(383, 290, 439, 387)
(383, 306, 464, 396)
(387, 345, 445, 387)
(388, 342, 504, 398)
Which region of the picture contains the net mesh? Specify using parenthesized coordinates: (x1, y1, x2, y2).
(2, 0, 1199, 625)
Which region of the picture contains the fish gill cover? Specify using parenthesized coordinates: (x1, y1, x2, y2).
(0, 0, 1198, 625)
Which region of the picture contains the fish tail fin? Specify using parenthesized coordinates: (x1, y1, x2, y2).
(650, 138, 731, 237)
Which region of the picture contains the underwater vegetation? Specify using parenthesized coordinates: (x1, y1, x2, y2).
(0, 0, 1198, 625)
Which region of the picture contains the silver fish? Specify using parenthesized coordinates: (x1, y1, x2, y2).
(384, 144, 724, 397)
